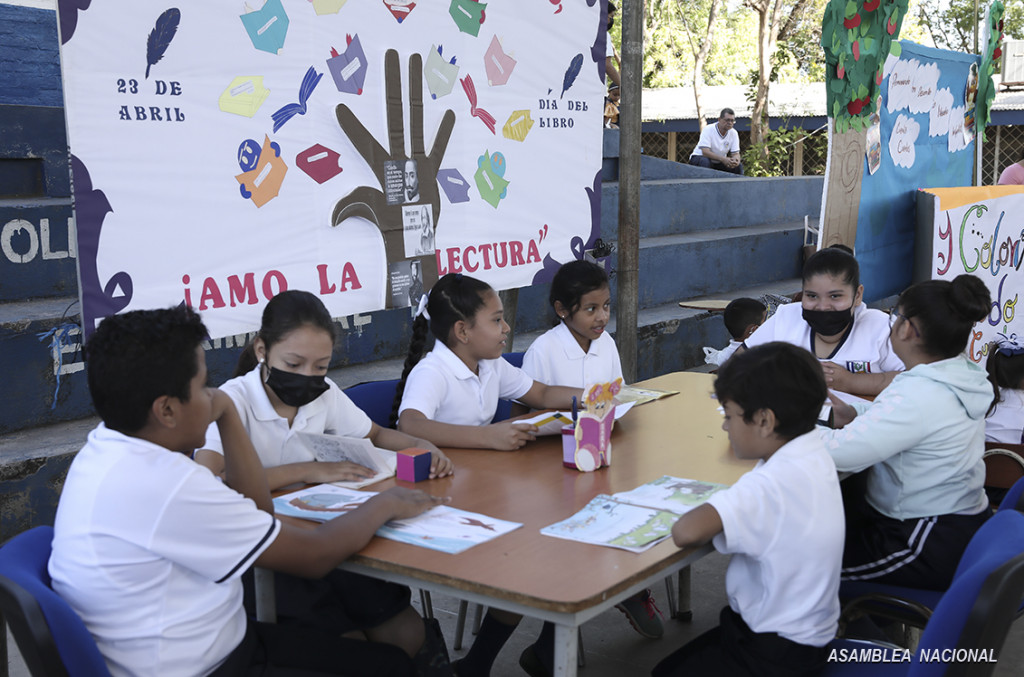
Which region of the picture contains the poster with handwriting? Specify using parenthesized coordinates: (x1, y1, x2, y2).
(57, 0, 606, 338)
(855, 41, 979, 301)
(921, 186, 1024, 364)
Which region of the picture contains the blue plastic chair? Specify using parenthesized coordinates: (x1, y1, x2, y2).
(827, 510, 1024, 676)
(839, 474, 1024, 631)
(344, 378, 401, 429)
(492, 352, 526, 423)
(0, 526, 111, 676)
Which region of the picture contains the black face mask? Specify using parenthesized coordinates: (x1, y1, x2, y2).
(802, 307, 854, 337)
(264, 367, 329, 407)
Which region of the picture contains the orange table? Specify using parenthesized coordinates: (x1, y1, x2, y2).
(335, 372, 755, 676)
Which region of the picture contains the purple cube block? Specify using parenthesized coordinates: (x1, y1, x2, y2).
(397, 448, 432, 482)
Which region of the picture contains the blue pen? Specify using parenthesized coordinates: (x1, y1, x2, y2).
(571, 396, 578, 422)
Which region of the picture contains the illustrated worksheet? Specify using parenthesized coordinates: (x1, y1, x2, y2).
(274, 484, 522, 554)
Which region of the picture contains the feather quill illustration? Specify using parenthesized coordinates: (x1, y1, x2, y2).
(271, 67, 323, 132)
(560, 53, 583, 99)
(145, 8, 181, 79)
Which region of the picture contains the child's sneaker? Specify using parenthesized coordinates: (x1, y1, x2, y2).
(614, 589, 664, 639)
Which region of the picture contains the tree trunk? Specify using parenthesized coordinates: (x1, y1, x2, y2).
(691, 0, 722, 132)
(750, 0, 784, 148)
(819, 121, 866, 249)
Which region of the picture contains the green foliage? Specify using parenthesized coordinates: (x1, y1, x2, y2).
(741, 125, 827, 176)
(916, 0, 1024, 52)
(822, 0, 910, 133)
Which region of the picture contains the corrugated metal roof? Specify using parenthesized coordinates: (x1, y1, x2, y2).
(642, 75, 1024, 121)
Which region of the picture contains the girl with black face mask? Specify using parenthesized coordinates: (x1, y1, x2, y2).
(193, 290, 455, 675)
(740, 246, 905, 397)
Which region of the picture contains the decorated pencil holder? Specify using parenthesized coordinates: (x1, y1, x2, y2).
(397, 448, 432, 482)
(563, 379, 621, 472)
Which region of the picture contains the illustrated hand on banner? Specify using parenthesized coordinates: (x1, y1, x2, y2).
(333, 49, 456, 307)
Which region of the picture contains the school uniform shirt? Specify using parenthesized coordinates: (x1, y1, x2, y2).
(986, 387, 1024, 444)
(689, 122, 740, 160)
(820, 355, 992, 520)
(521, 322, 623, 388)
(202, 365, 373, 467)
(399, 341, 534, 425)
(703, 339, 743, 367)
(49, 424, 280, 677)
(744, 302, 904, 375)
(705, 431, 844, 647)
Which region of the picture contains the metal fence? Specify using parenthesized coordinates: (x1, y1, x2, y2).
(640, 128, 828, 176)
(985, 125, 1024, 185)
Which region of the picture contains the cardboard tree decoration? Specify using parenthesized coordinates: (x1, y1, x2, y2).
(818, 0, 908, 248)
(976, 1, 1005, 141)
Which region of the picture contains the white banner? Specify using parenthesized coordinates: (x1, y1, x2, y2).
(924, 186, 1024, 362)
(59, 0, 605, 338)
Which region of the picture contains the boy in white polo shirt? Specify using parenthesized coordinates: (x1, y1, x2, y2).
(48, 306, 445, 677)
(653, 342, 844, 677)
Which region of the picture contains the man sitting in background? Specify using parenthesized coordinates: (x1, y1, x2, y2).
(689, 108, 743, 175)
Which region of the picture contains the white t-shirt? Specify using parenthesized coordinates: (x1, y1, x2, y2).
(690, 122, 740, 160)
(705, 430, 844, 647)
(399, 341, 534, 426)
(745, 302, 904, 376)
(521, 323, 623, 388)
(202, 366, 373, 467)
(986, 388, 1024, 445)
(49, 424, 280, 677)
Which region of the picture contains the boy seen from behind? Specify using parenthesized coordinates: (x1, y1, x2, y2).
(653, 342, 843, 677)
(49, 307, 445, 677)
(703, 297, 767, 367)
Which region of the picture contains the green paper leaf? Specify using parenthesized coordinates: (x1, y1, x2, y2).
(890, 41, 902, 57)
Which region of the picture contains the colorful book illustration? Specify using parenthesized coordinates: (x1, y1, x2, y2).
(614, 385, 679, 407)
(610, 476, 727, 516)
(235, 135, 287, 208)
(502, 110, 534, 142)
(540, 494, 677, 553)
(425, 45, 459, 99)
(296, 143, 344, 184)
(436, 168, 471, 203)
(295, 432, 396, 489)
(274, 484, 522, 554)
(310, 0, 349, 16)
(484, 35, 515, 86)
(240, 0, 289, 55)
(542, 477, 728, 553)
(326, 35, 367, 95)
(219, 76, 271, 118)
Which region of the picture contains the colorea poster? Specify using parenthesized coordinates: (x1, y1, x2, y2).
(922, 186, 1024, 363)
(57, 0, 606, 338)
(854, 41, 979, 300)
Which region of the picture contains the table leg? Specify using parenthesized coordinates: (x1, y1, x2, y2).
(674, 566, 693, 622)
(552, 622, 579, 677)
(254, 567, 277, 623)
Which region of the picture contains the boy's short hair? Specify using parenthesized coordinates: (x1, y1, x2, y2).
(85, 306, 208, 434)
(714, 342, 826, 440)
(723, 297, 767, 340)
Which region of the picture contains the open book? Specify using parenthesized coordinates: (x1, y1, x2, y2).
(614, 385, 678, 407)
(540, 476, 728, 553)
(273, 483, 522, 554)
(294, 432, 397, 489)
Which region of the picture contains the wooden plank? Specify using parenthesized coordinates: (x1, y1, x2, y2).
(819, 122, 865, 249)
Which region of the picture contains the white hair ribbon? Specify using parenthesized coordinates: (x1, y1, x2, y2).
(414, 293, 431, 321)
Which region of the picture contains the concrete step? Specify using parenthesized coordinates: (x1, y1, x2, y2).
(0, 198, 77, 301)
(600, 176, 823, 239)
(604, 221, 806, 310)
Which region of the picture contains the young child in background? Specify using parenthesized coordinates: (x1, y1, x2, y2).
(195, 290, 453, 672)
(985, 333, 1024, 444)
(520, 260, 662, 664)
(393, 273, 579, 450)
(824, 275, 994, 589)
(394, 273, 580, 677)
(654, 342, 843, 677)
(743, 246, 904, 396)
(49, 306, 444, 677)
(703, 297, 767, 367)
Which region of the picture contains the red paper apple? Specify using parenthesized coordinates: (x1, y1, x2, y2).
(887, 16, 898, 34)
(852, 40, 861, 60)
(863, 0, 879, 11)
(844, 14, 862, 29)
